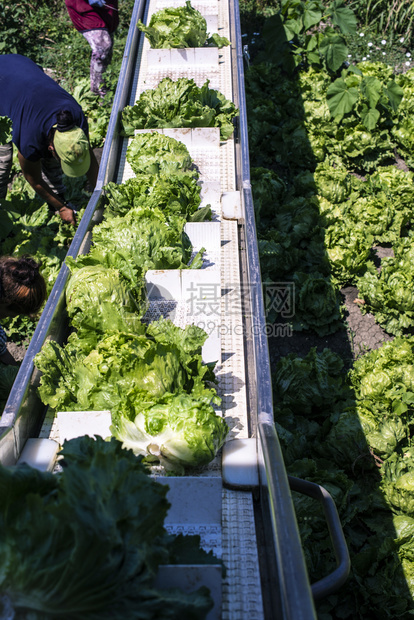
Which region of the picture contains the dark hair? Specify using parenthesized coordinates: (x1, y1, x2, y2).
(0, 256, 47, 315)
(56, 110, 76, 133)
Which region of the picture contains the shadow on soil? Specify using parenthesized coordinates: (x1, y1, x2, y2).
(244, 11, 413, 618)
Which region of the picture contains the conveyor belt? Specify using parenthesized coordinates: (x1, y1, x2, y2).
(106, 0, 263, 614)
(132, 0, 232, 97)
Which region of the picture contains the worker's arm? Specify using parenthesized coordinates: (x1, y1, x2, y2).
(17, 152, 76, 225)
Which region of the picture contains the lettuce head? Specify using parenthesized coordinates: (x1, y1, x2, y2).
(103, 174, 208, 221)
(137, 1, 229, 49)
(0, 435, 216, 618)
(65, 264, 145, 337)
(112, 392, 228, 474)
(126, 132, 194, 177)
(122, 78, 237, 140)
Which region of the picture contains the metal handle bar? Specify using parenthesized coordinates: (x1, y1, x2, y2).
(288, 476, 351, 600)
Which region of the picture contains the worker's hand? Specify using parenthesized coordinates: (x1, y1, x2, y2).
(57, 204, 77, 226)
(88, 0, 106, 6)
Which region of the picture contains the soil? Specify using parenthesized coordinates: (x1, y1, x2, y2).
(93, 147, 103, 165)
(267, 239, 396, 370)
(267, 156, 406, 372)
(267, 283, 393, 374)
(6, 341, 27, 363)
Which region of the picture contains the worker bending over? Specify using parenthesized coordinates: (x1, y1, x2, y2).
(0, 54, 99, 225)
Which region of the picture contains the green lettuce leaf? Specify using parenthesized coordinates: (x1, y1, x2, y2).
(35, 318, 218, 421)
(137, 1, 206, 48)
(121, 78, 238, 140)
(65, 263, 146, 337)
(126, 132, 195, 177)
(0, 435, 215, 618)
(137, 2, 229, 49)
(103, 174, 208, 221)
(0, 115, 12, 145)
(356, 239, 414, 335)
(272, 347, 349, 415)
(381, 452, 414, 517)
(112, 392, 228, 474)
(291, 271, 344, 336)
(90, 207, 194, 272)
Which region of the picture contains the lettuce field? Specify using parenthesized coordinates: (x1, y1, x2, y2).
(244, 0, 414, 617)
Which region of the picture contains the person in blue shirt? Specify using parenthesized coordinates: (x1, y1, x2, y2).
(0, 54, 99, 225)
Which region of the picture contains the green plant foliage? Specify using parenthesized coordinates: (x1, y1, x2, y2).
(0, 315, 38, 349)
(291, 270, 344, 335)
(68, 205, 201, 287)
(326, 65, 403, 130)
(113, 391, 228, 474)
(104, 174, 210, 221)
(246, 62, 314, 169)
(65, 264, 146, 337)
(137, 1, 230, 48)
(349, 0, 414, 50)
(0, 2, 51, 57)
(0, 434, 217, 618)
(34, 318, 225, 474)
(0, 0, 135, 354)
(273, 340, 414, 617)
(0, 196, 72, 296)
(260, 0, 357, 74)
(0, 364, 19, 410)
(0, 169, 89, 356)
(126, 132, 195, 178)
(272, 346, 349, 415)
(70, 78, 112, 148)
(121, 77, 238, 140)
(356, 236, 414, 336)
(242, 0, 414, 616)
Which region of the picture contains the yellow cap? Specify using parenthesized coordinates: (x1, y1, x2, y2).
(53, 126, 90, 177)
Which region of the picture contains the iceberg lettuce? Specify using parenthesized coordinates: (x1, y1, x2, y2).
(65, 264, 145, 336)
(112, 392, 228, 474)
(103, 174, 209, 221)
(122, 78, 238, 140)
(137, 1, 229, 49)
(126, 132, 194, 177)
